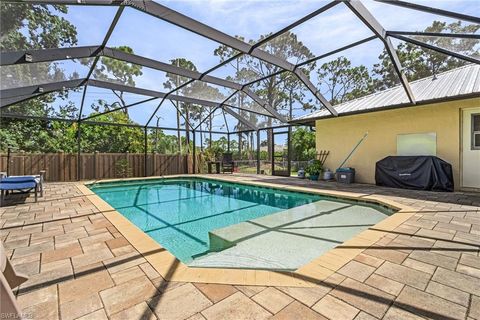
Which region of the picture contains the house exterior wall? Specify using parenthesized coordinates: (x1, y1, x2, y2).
(315, 97, 479, 189)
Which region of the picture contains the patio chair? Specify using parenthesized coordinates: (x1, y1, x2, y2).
(0, 176, 40, 206)
(221, 152, 235, 174)
(0, 171, 44, 197)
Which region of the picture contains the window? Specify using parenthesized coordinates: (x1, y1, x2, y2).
(397, 132, 437, 156)
(472, 114, 480, 150)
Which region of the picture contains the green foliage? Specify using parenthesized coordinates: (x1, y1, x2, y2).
(317, 57, 374, 104)
(164, 58, 224, 135)
(150, 130, 179, 154)
(81, 46, 143, 115)
(79, 110, 144, 153)
(373, 21, 479, 90)
(291, 127, 316, 161)
(305, 160, 323, 176)
(202, 136, 229, 160)
(2, 3, 478, 163)
(0, 3, 80, 153)
(93, 46, 143, 87)
(214, 32, 317, 157)
(115, 159, 132, 178)
(114, 159, 132, 178)
(0, 3, 77, 51)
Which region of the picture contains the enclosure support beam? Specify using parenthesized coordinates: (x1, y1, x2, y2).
(270, 129, 274, 176)
(389, 34, 480, 65)
(76, 123, 82, 181)
(256, 130, 260, 174)
(194, 90, 238, 131)
(227, 134, 230, 152)
(77, 85, 89, 122)
(249, 1, 339, 51)
(82, 97, 159, 121)
(169, 100, 195, 131)
(0, 113, 225, 134)
(345, 0, 416, 104)
(296, 36, 377, 67)
(144, 127, 148, 177)
(287, 126, 292, 176)
(1, 94, 42, 109)
(242, 89, 288, 122)
(0, 45, 101, 66)
(192, 130, 196, 174)
(0, 79, 86, 101)
(129, 0, 335, 117)
(294, 70, 337, 116)
(223, 107, 258, 131)
(83, 6, 124, 86)
(375, 0, 480, 24)
(386, 31, 480, 39)
(238, 132, 242, 157)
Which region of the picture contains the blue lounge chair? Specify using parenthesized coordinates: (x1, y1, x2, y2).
(0, 176, 40, 206)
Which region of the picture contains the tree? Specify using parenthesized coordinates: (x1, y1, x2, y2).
(0, 3, 79, 152)
(163, 58, 195, 153)
(373, 21, 480, 90)
(214, 31, 316, 159)
(291, 127, 316, 161)
(79, 106, 144, 153)
(0, 3, 77, 51)
(82, 46, 143, 116)
(163, 58, 224, 153)
(316, 56, 374, 104)
(150, 130, 179, 154)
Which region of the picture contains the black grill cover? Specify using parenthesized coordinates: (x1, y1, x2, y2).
(375, 156, 454, 192)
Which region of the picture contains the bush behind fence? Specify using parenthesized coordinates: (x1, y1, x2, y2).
(0, 152, 203, 182)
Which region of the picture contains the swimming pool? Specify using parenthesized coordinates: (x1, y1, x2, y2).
(89, 177, 394, 269)
(89, 178, 323, 263)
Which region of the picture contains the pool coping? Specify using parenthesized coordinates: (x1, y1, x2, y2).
(76, 174, 417, 287)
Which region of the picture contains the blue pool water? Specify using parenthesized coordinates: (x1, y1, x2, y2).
(89, 178, 323, 263)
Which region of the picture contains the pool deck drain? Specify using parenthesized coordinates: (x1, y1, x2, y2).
(77, 174, 415, 287)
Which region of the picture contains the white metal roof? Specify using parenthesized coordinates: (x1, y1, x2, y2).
(295, 64, 480, 122)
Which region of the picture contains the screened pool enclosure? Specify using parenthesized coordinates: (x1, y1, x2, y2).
(1, 0, 478, 177)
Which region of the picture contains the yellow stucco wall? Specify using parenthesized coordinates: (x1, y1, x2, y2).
(315, 97, 479, 188)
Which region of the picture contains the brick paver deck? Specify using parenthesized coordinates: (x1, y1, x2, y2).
(1, 175, 479, 320)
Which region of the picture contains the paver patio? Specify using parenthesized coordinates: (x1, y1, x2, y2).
(1, 174, 479, 320)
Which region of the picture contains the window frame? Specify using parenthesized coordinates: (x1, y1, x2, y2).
(472, 113, 480, 150)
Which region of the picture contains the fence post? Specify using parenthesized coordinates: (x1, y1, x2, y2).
(6, 147, 11, 176)
(58, 151, 64, 182)
(20, 151, 25, 176)
(125, 151, 129, 178)
(227, 133, 230, 152)
(93, 151, 98, 180)
(152, 152, 156, 176)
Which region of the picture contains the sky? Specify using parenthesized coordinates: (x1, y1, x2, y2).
(5, 0, 479, 135)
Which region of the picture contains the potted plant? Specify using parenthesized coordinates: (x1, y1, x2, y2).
(305, 160, 323, 181)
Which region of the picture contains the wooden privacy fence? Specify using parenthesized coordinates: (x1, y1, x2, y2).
(0, 152, 204, 182)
